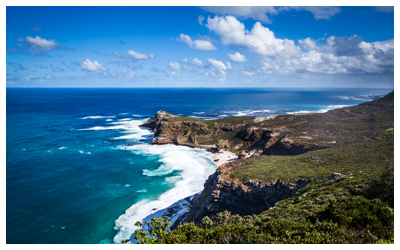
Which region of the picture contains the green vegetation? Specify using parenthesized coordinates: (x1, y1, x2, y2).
(230, 130, 393, 182)
(129, 92, 394, 244)
(131, 166, 394, 244)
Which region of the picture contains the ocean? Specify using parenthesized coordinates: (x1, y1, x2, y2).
(6, 88, 392, 244)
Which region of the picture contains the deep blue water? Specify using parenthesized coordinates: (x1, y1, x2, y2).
(6, 88, 392, 244)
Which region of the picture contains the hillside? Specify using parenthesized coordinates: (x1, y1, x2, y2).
(131, 91, 394, 244)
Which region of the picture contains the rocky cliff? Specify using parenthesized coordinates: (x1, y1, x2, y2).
(139, 91, 394, 224)
(186, 161, 312, 223)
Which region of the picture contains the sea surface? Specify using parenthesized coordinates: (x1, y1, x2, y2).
(6, 88, 392, 244)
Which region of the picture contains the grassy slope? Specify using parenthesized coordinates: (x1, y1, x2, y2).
(131, 92, 394, 244)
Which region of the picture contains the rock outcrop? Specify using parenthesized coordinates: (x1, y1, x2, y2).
(187, 162, 311, 223)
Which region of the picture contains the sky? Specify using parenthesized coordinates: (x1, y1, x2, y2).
(5, 5, 395, 88)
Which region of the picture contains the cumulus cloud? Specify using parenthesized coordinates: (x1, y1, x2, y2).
(182, 58, 205, 68)
(206, 16, 302, 58)
(17, 36, 61, 55)
(114, 50, 154, 60)
(177, 34, 217, 51)
(227, 52, 248, 62)
(207, 58, 227, 71)
(81, 59, 107, 74)
(201, 6, 341, 23)
(169, 62, 181, 71)
(190, 58, 205, 68)
(127, 50, 154, 60)
(206, 15, 393, 77)
(299, 37, 319, 51)
(198, 15, 205, 25)
(259, 36, 394, 75)
(332, 35, 364, 57)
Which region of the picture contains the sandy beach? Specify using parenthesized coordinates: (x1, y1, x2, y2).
(210, 149, 239, 166)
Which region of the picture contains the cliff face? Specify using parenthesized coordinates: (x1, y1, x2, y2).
(139, 91, 394, 224)
(186, 162, 311, 223)
(139, 110, 314, 154)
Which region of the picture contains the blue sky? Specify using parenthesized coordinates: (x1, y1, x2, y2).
(6, 6, 395, 88)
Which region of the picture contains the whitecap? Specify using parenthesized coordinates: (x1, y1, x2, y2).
(80, 115, 116, 119)
(286, 105, 352, 115)
(335, 94, 384, 101)
(223, 109, 275, 117)
(59, 146, 66, 150)
(193, 112, 205, 114)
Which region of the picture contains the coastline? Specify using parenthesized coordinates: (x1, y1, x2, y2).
(123, 92, 394, 242)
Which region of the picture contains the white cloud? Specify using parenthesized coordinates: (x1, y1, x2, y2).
(299, 38, 318, 51)
(81, 59, 107, 74)
(25, 74, 54, 81)
(127, 50, 154, 60)
(169, 62, 181, 71)
(227, 52, 248, 62)
(177, 34, 217, 51)
(289, 7, 341, 20)
(17, 36, 61, 55)
(112, 70, 139, 79)
(205, 70, 226, 78)
(201, 6, 341, 23)
(226, 62, 232, 70)
(206, 16, 302, 58)
(189, 58, 205, 68)
(201, 6, 279, 23)
(198, 15, 205, 25)
(207, 58, 227, 71)
(258, 37, 394, 76)
(193, 39, 217, 50)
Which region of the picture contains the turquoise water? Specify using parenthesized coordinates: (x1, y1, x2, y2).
(6, 88, 392, 243)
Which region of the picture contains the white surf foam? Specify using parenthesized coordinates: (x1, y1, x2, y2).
(224, 109, 275, 117)
(79, 118, 153, 142)
(113, 144, 216, 243)
(80, 115, 116, 119)
(335, 94, 384, 101)
(286, 105, 351, 114)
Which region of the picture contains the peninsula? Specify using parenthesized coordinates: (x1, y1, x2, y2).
(132, 91, 394, 244)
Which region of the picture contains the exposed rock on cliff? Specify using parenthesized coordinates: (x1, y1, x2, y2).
(187, 162, 311, 223)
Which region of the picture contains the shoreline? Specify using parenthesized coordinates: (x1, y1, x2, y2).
(210, 149, 238, 167)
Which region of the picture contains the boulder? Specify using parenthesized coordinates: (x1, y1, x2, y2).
(238, 150, 246, 159)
